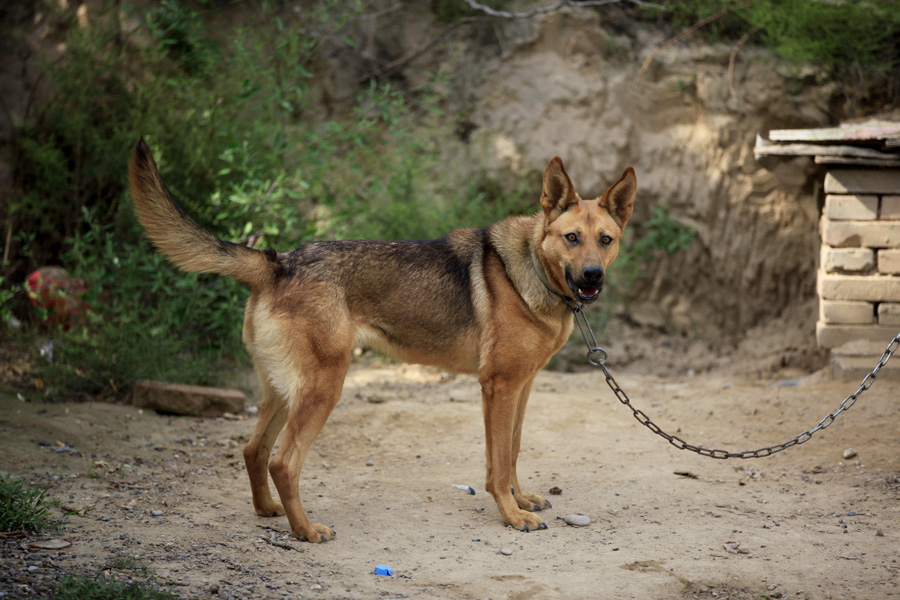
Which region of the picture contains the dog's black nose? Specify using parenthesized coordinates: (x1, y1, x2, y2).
(582, 266, 604, 283)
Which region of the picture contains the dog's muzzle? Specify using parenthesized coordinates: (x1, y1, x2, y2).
(567, 266, 604, 303)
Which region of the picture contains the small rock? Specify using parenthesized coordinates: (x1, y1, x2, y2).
(366, 460, 374, 467)
(561, 514, 591, 527)
(30, 539, 71, 550)
(723, 542, 749, 554)
(499, 547, 513, 556)
(548, 486, 562, 495)
(876, 529, 885, 537)
(27, 566, 39, 572)
(848, 510, 857, 517)
(843, 448, 858, 459)
(310, 583, 322, 591)
(151, 510, 166, 517)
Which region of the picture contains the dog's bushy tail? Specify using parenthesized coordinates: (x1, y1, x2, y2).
(128, 139, 273, 288)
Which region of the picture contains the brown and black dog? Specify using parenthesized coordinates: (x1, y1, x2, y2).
(128, 140, 635, 542)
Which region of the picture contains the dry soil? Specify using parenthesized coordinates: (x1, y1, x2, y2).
(1, 328, 899, 600)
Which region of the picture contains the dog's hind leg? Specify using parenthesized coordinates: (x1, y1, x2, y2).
(481, 373, 547, 532)
(268, 354, 350, 543)
(243, 375, 289, 517)
(508, 375, 551, 512)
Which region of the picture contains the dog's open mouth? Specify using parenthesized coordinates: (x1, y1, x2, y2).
(575, 286, 600, 302)
(566, 272, 602, 304)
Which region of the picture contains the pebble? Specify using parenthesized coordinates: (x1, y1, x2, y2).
(549, 486, 562, 495)
(843, 448, 858, 459)
(562, 514, 590, 527)
(151, 510, 166, 517)
(499, 548, 513, 556)
(366, 460, 374, 467)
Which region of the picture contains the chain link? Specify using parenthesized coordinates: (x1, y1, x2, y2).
(567, 302, 900, 460)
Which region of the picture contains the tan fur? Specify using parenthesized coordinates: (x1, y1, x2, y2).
(128, 140, 636, 542)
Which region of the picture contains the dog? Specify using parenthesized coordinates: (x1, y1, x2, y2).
(128, 139, 635, 542)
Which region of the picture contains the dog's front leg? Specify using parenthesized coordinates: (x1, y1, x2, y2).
(509, 375, 552, 512)
(480, 374, 547, 532)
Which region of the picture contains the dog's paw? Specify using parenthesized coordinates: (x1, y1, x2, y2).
(255, 502, 285, 517)
(514, 491, 551, 512)
(296, 523, 334, 543)
(504, 510, 546, 532)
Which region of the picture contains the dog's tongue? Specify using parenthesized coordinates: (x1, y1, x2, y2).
(579, 287, 599, 298)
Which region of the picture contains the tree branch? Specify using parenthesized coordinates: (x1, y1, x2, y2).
(633, 1, 753, 85)
(728, 25, 762, 102)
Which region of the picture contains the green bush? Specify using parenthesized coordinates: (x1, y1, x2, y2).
(0, 474, 59, 534)
(2, 0, 532, 398)
(650, 0, 900, 84)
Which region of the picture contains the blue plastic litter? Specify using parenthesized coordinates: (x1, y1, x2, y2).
(374, 565, 393, 576)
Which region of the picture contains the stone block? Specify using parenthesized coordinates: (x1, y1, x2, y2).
(879, 302, 900, 325)
(823, 194, 877, 220)
(824, 169, 900, 195)
(820, 247, 874, 273)
(821, 217, 900, 248)
(816, 321, 900, 348)
(818, 271, 900, 302)
(879, 249, 900, 274)
(882, 196, 900, 220)
(831, 352, 900, 381)
(133, 380, 246, 417)
(819, 300, 875, 324)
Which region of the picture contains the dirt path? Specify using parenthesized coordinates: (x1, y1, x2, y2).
(1, 354, 899, 599)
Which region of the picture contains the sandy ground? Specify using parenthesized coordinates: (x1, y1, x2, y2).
(1, 331, 899, 600)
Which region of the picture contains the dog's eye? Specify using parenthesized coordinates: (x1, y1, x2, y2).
(600, 235, 613, 246)
(565, 233, 578, 243)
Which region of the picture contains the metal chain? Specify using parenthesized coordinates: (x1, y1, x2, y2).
(566, 302, 900, 460)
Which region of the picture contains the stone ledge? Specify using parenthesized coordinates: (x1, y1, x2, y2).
(821, 217, 900, 248)
(879, 302, 900, 325)
(879, 249, 900, 274)
(824, 169, 900, 195)
(817, 271, 900, 302)
(830, 340, 900, 381)
(821, 247, 875, 274)
(816, 321, 900, 349)
(824, 194, 877, 220)
(133, 380, 246, 417)
(819, 300, 875, 324)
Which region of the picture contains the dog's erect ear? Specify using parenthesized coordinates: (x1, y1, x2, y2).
(599, 166, 636, 228)
(541, 157, 579, 221)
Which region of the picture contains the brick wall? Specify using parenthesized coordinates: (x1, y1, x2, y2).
(816, 169, 900, 348)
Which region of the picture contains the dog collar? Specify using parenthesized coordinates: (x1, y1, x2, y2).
(530, 252, 580, 310)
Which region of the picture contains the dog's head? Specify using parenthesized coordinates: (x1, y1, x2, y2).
(538, 158, 636, 304)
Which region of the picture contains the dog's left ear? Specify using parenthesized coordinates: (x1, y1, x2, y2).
(541, 157, 579, 221)
(599, 166, 636, 228)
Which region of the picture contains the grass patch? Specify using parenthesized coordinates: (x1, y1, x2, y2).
(0, 474, 59, 534)
(49, 573, 178, 600)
